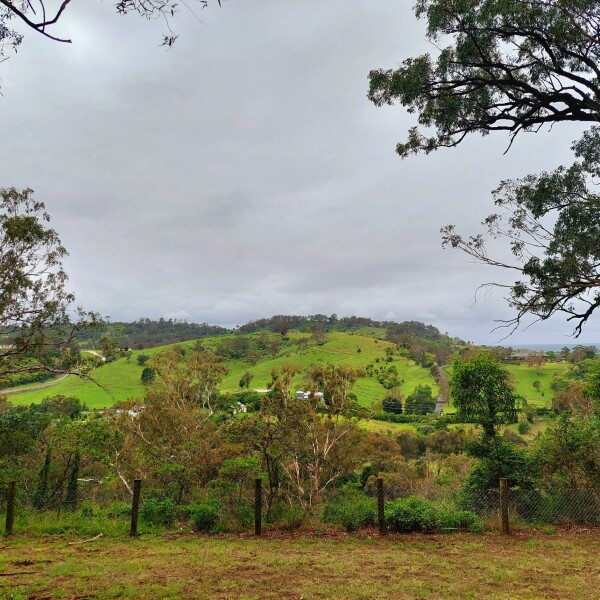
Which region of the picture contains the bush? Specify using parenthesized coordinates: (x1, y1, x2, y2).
(106, 501, 131, 519)
(518, 421, 531, 435)
(276, 504, 307, 530)
(384, 497, 482, 534)
(436, 509, 482, 532)
(371, 412, 430, 424)
(322, 490, 376, 532)
(140, 497, 176, 527)
(233, 501, 254, 528)
(385, 496, 438, 533)
(188, 502, 220, 532)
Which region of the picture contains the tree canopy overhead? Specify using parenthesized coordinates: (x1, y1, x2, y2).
(442, 127, 600, 335)
(368, 0, 600, 157)
(0, 0, 219, 59)
(369, 0, 600, 334)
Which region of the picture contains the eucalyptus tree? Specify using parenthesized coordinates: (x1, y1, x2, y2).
(369, 0, 600, 333)
(451, 352, 521, 439)
(0, 187, 99, 380)
(0, 1, 220, 80)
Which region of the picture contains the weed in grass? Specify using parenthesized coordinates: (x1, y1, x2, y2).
(540, 525, 558, 535)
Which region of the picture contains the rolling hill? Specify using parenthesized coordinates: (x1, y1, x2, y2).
(6, 332, 439, 409)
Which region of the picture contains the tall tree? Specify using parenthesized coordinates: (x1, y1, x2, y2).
(0, 188, 99, 379)
(451, 352, 520, 438)
(369, 0, 600, 157)
(369, 0, 600, 333)
(117, 350, 232, 502)
(239, 371, 254, 390)
(441, 129, 600, 334)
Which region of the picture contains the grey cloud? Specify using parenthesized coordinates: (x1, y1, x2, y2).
(0, 1, 598, 344)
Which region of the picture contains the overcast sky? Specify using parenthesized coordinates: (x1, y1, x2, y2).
(1, 1, 598, 345)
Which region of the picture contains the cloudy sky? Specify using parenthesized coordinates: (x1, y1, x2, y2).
(1, 1, 598, 345)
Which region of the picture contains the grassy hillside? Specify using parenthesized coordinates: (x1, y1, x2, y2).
(217, 332, 438, 408)
(7, 332, 439, 410)
(7, 330, 571, 414)
(441, 362, 569, 413)
(503, 363, 569, 407)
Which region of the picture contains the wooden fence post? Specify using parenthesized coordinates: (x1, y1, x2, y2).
(500, 478, 509, 535)
(377, 477, 385, 536)
(254, 478, 262, 536)
(5, 481, 15, 537)
(130, 479, 142, 536)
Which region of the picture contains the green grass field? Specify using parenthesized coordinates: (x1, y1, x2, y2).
(441, 362, 569, 413)
(6, 332, 438, 410)
(6, 334, 571, 417)
(503, 363, 569, 407)
(1, 532, 598, 599)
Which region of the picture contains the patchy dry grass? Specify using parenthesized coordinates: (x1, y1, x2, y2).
(0, 530, 599, 599)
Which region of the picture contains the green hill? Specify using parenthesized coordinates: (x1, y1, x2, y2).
(6, 332, 439, 410)
(6, 326, 570, 416)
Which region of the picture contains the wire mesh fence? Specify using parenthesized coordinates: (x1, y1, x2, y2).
(2, 478, 600, 536)
(510, 488, 600, 526)
(462, 487, 600, 527)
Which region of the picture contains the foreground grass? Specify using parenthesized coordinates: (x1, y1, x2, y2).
(0, 531, 598, 599)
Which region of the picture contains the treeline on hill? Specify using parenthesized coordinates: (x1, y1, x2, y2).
(238, 314, 462, 342)
(99, 319, 228, 350)
(2, 347, 600, 536)
(237, 316, 463, 368)
(0, 314, 462, 353)
(0, 343, 88, 390)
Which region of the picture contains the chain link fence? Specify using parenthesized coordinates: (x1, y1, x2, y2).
(3, 477, 600, 536)
(461, 487, 600, 527)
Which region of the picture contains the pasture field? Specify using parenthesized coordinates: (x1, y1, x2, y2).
(441, 362, 569, 413)
(1, 532, 599, 599)
(359, 419, 420, 434)
(6, 334, 570, 418)
(7, 332, 438, 410)
(503, 362, 569, 407)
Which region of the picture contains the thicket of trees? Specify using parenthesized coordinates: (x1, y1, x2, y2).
(106, 319, 227, 350)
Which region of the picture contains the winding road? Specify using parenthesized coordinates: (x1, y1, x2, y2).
(2, 350, 105, 397)
(433, 365, 449, 416)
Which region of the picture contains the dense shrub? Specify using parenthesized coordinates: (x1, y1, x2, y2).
(385, 496, 482, 533)
(518, 421, 531, 435)
(188, 502, 220, 532)
(461, 438, 537, 506)
(436, 509, 482, 531)
(275, 504, 307, 530)
(233, 501, 254, 528)
(106, 501, 131, 519)
(322, 490, 376, 531)
(140, 497, 177, 527)
(385, 496, 438, 532)
(371, 412, 430, 424)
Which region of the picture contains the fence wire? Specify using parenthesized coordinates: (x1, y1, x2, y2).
(510, 488, 600, 526)
(464, 487, 600, 526)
